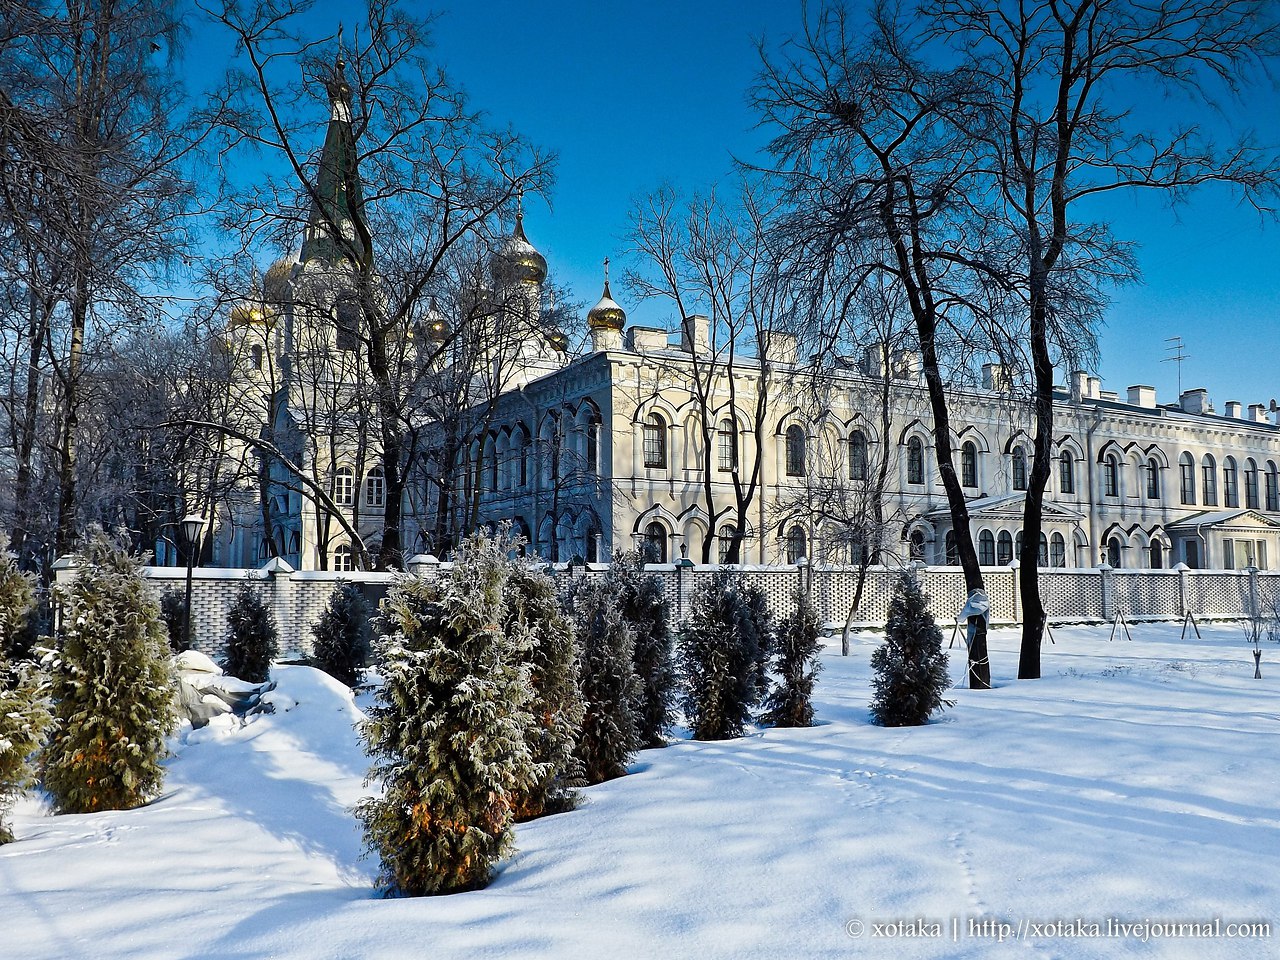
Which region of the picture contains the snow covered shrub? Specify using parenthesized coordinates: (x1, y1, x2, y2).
(571, 578, 639, 784)
(159, 589, 188, 653)
(739, 580, 776, 695)
(41, 530, 176, 814)
(310, 582, 371, 688)
(0, 540, 51, 844)
(679, 573, 769, 740)
(356, 529, 543, 896)
(760, 589, 823, 728)
(505, 561, 583, 819)
(609, 550, 675, 747)
(0, 660, 50, 843)
(870, 571, 953, 727)
(223, 583, 278, 683)
(0, 533, 36, 663)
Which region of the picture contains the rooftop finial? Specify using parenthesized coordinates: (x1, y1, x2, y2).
(325, 25, 352, 115)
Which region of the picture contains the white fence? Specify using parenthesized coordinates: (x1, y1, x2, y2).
(53, 560, 1278, 660)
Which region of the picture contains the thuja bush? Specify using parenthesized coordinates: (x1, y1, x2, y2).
(609, 550, 675, 748)
(679, 573, 771, 740)
(571, 578, 639, 784)
(223, 584, 278, 683)
(760, 589, 823, 728)
(41, 530, 176, 814)
(505, 560, 584, 819)
(311, 582, 371, 688)
(0, 537, 51, 843)
(356, 529, 544, 896)
(870, 571, 953, 727)
(159, 589, 187, 654)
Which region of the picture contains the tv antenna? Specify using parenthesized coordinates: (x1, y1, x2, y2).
(1163, 337, 1190, 396)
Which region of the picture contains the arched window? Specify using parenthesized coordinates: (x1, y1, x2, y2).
(997, 530, 1013, 565)
(332, 544, 355, 572)
(1267, 462, 1280, 511)
(906, 436, 924, 485)
(1180, 452, 1196, 505)
(1202, 454, 1217, 506)
(585, 522, 600, 563)
(1150, 541, 1164, 569)
(1050, 532, 1066, 568)
(785, 425, 807, 477)
(961, 442, 977, 488)
(334, 299, 359, 351)
(1012, 448, 1027, 491)
(331, 466, 355, 507)
(786, 525, 807, 564)
(1245, 459, 1259, 509)
(978, 530, 996, 565)
(908, 529, 926, 561)
(718, 525, 737, 564)
(365, 465, 385, 508)
(250, 345, 264, 370)
(718, 419, 737, 473)
(1038, 532, 1048, 568)
(1223, 456, 1239, 508)
(944, 530, 958, 565)
(587, 416, 601, 475)
(518, 428, 531, 487)
(1059, 450, 1075, 494)
(1104, 454, 1119, 498)
(1107, 537, 1122, 568)
(643, 521, 668, 563)
(642, 414, 667, 469)
(1146, 458, 1160, 500)
(849, 431, 868, 481)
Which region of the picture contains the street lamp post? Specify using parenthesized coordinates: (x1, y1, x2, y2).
(181, 513, 206, 651)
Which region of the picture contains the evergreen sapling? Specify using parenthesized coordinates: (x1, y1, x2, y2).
(311, 582, 371, 687)
(572, 578, 639, 783)
(609, 550, 675, 748)
(870, 571, 953, 727)
(760, 588, 823, 728)
(40, 530, 176, 814)
(679, 573, 769, 740)
(223, 583, 278, 683)
(356, 529, 544, 896)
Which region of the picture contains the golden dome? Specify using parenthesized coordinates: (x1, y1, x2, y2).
(262, 255, 298, 303)
(587, 279, 627, 331)
(228, 303, 273, 328)
(492, 213, 548, 285)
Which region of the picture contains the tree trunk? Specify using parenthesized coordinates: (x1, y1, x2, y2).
(1018, 279, 1054, 678)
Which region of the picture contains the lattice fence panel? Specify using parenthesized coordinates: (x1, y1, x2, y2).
(982, 567, 1018, 623)
(1039, 571, 1104, 621)
(737, 569, 803, 624)
(920, 569, 971, 626)
(1184, 572, 1252, 617)
(1111, 571, 1181, 619)
(1255, 573, 1280, 614)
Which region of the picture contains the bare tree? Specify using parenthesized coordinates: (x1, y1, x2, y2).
(935, 0, 1280, 677)
(756, 3, 1003, 687)
(200, 0, 553, 570)
(627, 184, 794, 565)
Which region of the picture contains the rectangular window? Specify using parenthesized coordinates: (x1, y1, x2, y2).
(1257, 540, 1268, 570)
(1223, 538, 1234, 569)
(1185, 540, 1200, 569)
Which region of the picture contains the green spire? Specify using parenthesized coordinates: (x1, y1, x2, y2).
(300, 46, 369, 265)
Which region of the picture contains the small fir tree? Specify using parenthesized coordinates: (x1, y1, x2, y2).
(760, 589, 823, 728)
(505, 561, 584, 819)
(609, 550, 675, 748)
(159, 589, 188, 653)
(223, 583, 278, 683)
(739, 580, 776, 695)
(0, 538, 52, 843)
(0, 532, 36, 663)
(679, 573, 768, 740)
(311, 582, 371, 687)
(572, 578, 640, 784)
(356, 529, 544, 896)
(870, 572, 953, 727)
(41, 530, 176, 814)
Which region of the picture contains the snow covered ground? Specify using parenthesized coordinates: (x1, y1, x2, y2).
(3, 622, 1278, 960)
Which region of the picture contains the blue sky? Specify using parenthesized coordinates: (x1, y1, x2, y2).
(223, 0, 1280, 409)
